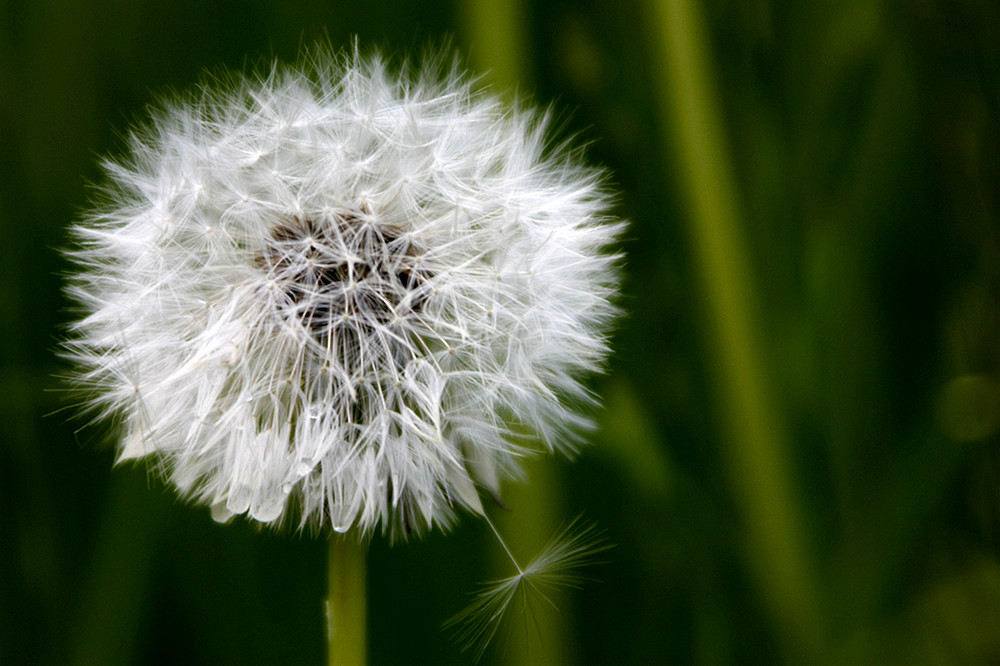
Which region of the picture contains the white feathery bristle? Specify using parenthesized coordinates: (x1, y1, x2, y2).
(445, 517, 610, 660)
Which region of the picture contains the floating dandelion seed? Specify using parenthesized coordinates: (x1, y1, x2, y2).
(445, 517, 611, 660)
(64, 43, 623, 653)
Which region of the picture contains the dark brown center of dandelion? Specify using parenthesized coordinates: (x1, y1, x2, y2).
(255, 212, 427, 346)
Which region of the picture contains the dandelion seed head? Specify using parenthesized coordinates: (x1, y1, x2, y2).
(64, 45, 623, 537)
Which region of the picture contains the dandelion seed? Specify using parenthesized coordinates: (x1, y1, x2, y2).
(445, 518, 611, 660)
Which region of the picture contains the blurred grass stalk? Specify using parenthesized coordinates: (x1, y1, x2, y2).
(460, 0, 528, 94)
(327, 538, 366, 665)
(461, 1, 573, 664)
(648, 0, 824, 657)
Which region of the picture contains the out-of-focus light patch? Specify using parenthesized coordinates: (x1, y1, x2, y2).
(936, 374, 1000, 442)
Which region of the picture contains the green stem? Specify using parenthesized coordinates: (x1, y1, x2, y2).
(460, 4, 573, 663)
(458, 0, 528, 97)
(647, 0, 823, 656)
(327, 537, 367, 666)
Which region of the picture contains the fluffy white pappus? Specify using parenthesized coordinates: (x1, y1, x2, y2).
(64, 45, 624, 537)
(445, 518, 611, 659)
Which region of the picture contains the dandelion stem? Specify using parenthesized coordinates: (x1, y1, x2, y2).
(327, 537, 366, 666)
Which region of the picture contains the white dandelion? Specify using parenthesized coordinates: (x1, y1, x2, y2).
(66, 42, 623, 658)
(65, 45, 622, 539)
(67, 45, 622, 535)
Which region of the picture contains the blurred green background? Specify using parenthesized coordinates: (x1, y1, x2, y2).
(3, 0, 1000, 663)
